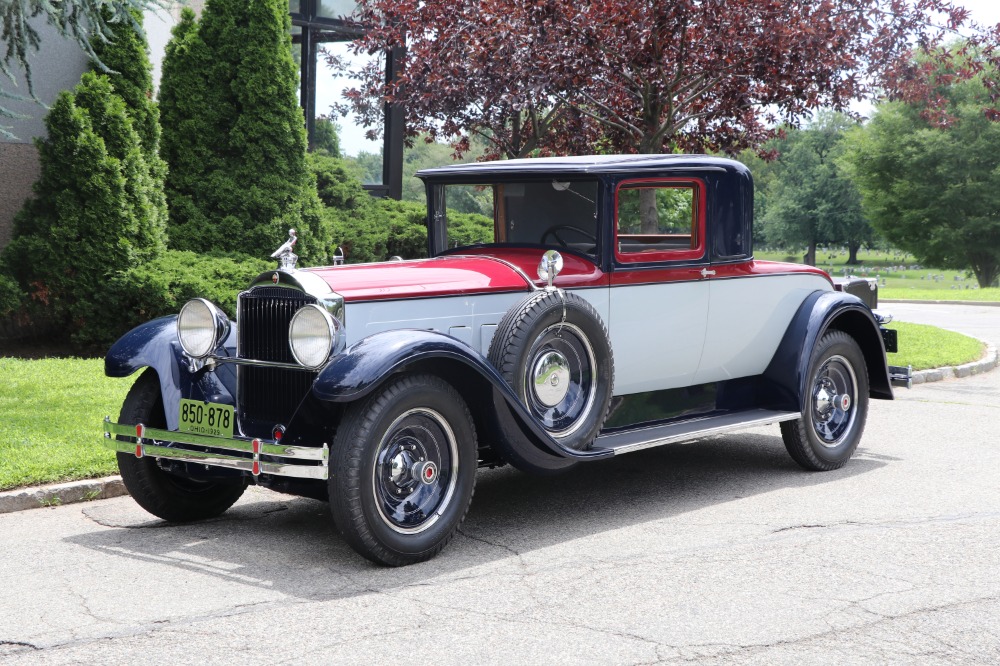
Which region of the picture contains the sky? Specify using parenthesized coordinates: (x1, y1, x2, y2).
(960, 0, 1000, 28)
(324, 1, 1000, 158)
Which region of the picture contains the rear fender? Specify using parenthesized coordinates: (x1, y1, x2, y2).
(104, 316, 238, 430)
(312, 329, 611, 461)
(763, 291, 893, 413)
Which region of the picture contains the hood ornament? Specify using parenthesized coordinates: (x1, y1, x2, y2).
(270, 229, 298, 271)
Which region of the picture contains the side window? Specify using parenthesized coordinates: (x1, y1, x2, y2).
(443, 184, 495, 249)
(616, 181, 704, 262)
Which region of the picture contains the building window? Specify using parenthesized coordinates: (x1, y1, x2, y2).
(290, 0, 403, 198)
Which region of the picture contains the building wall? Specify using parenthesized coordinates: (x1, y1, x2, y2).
(0, 7, 177, 253)
(0, 144, 41, 249)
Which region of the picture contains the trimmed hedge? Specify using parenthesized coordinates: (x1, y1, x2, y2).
(97, 250, 272, 344)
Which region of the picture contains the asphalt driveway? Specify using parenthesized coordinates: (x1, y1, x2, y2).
(1, 303, 997, 664)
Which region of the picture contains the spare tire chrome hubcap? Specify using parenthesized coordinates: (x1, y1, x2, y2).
(532, 350, 571, 407)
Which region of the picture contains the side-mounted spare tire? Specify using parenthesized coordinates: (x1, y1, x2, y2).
(487, 290, 614, 472)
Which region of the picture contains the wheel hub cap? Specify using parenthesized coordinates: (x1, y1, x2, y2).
(532, 350, 571, 407)
(810, 355, 859, 447)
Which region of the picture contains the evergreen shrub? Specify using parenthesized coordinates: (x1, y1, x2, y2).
(307, 152, 492, 263)
(100, 250, 271, 342)
(0, 273, 23, 318)
(159, 2, 330, 262)
(1, 72, 167, 348)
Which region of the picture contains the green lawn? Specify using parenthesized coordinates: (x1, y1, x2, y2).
(0, 358, 135, 491)
(885, 321, 985, 371)
(755, 249, 1000, 301)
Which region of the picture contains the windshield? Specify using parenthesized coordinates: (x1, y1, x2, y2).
(431, 179, 600, 256)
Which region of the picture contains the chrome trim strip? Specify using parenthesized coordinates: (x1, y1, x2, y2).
(103, 418, 329, 480)
(595, 409, 801, 456)
(213, 356, 314, 370)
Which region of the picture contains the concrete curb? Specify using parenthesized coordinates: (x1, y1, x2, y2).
(0, 476, 127, 515)
(909, 342, 999, 385)
(2, 341, 997, 516)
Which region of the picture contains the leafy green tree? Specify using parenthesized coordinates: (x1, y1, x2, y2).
(349, 150, 385, 185)
(1, 72, 167, 346)
(844, 57, 1000, 287)
(760, 114, 872, 266)
(313, 116, 341, 157)
(159, 1, 329, 263)
(399, 136, 478, 202)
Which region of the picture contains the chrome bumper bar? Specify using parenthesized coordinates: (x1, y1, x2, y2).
(102, 417, 329, 480)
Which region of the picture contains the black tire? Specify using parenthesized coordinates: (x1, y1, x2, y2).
(116, 369, 248, 522)
(781, 330, 870, 471)
(329, 374, 477, 566)
(487, 290, 614, 466)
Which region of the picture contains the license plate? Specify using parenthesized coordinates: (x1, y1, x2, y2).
(178, 399, 234, 438)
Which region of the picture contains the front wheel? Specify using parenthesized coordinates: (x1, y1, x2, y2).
(781, 330, 870, 471)
(329, 374, 478, 566)
(116, 369, 248, 522)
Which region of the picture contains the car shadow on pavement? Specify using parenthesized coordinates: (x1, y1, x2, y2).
(66, 432, 891, 601)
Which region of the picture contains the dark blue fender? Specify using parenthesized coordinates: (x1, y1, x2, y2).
(312, 329, 612, 461)
(105, 316, 238, 431)
(763, 290, 893, 413)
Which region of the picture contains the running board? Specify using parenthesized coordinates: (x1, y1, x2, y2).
(592, 409, 801, 456)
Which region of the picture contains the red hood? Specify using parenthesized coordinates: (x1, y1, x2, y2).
(304, 256, 534, 302)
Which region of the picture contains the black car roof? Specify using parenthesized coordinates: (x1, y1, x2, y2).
(416, 154, 745, 179)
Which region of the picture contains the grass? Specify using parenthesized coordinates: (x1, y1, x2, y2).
(755, 249, 1000, 302)
(885, 321, 985, 371)
(0, 358, 136, 491)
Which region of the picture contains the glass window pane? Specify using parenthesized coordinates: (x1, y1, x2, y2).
(318, 0, 358, 20)
(289, 0, 302, 14)
(317, 40, 384, 182)
(444, 185, 494, 248)
(617, 186, 696, 253)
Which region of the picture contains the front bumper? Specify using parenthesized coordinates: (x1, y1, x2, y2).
(102, 418, 329, 480)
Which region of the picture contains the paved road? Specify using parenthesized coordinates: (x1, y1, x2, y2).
(1, 305, 998, 665)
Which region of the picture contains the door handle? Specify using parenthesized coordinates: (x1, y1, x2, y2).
(700, 268, 716, 278)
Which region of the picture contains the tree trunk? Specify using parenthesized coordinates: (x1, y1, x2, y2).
(803, 241, 817, 267)
(847, 242, 860, 265)
(972, 261, 999, 288)
(639, 188, 659, 234)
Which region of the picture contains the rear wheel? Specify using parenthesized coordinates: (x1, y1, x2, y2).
(329, 374, 477, 566)
(116, 369, 248, 522)
(781, 331, 869, 471)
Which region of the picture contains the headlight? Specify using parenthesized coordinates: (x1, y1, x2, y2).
(177, 298, 230, 358)
(289, 304, 342, 369)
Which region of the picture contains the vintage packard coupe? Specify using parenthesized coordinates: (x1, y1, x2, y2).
(102, 155, 910, 565)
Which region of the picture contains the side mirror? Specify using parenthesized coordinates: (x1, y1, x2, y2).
(537, 250, 563, 289)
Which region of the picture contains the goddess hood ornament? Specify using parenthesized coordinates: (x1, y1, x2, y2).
(271, 229, 298, 270)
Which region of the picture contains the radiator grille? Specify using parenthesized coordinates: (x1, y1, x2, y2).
(237, 287, 317, 429)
